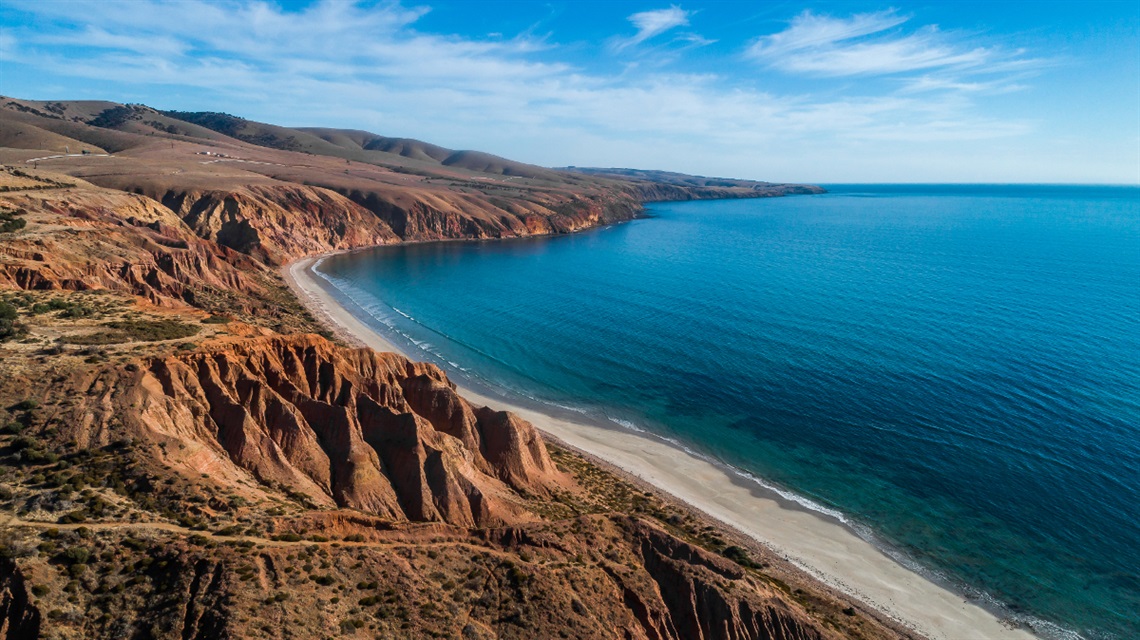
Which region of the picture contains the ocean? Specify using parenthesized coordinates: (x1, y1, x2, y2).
(315, 185, 1140, 639)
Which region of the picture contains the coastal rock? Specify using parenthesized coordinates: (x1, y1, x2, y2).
(293, 183, 644, 243)
(630, 520, 828, 640)
(156, 184, 400, 265)
(0, 188, 275, 311)
(132, 334, 568, 526)
(473, 516, 837, 640)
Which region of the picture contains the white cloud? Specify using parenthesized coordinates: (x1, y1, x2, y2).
(748, 10, 1005, 77)
(615, 5, 691, 51)
(901, 75, 1028, 95)
(749, 10, 908, 58)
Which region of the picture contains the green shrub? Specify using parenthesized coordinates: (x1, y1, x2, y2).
(63, 546, 91, 564)
(0, 209, 26, 234)
(58, 303, 94, 319)
(721, 545, 761, 569)
(10, 436, 35, 451)
(10, 399, 38, 412)
(58, 510, 86, 524)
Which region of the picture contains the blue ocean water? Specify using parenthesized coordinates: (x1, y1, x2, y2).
(316, 185, 1140, 639)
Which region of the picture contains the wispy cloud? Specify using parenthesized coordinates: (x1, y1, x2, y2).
(614, 5, 691, 51)
(901, 75, 1029, 95)
(750, 10, 908, 59)
(746, 10, 1018, 77)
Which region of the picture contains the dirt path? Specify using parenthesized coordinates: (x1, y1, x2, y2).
(0, 512, 507, 554)
(23, 153, 112, 163)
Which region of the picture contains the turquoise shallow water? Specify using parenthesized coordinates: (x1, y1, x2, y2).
(317, 185, 1140, 639)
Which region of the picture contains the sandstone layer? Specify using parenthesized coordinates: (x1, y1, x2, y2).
(134, 334, 564, 527)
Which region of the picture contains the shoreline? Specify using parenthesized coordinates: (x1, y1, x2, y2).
(284, 252, 1038, 640)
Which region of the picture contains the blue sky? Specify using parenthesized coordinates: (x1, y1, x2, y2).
(1, 0, 1137, 183)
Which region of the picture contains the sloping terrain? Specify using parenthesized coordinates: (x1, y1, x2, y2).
(0, 97, 901, 640)
(0, 98, 654, 250)
(1, 97, 823, 250)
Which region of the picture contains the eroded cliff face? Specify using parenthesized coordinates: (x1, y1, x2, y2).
(0, 315, 899, 640)
(0, 188, 268, 306)
(156, 185, 400, 265)
(131, 334, 565, 528)
(137, 179, 644, 253)
(626, 521, 827, 640)
(0, 511, 839, 640)
(97, 179, 643, 263)
(339, 187, 643, 243)
(0, 329, 855, 639)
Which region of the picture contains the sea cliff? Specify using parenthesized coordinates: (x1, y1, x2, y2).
(0, 97, 909, 640)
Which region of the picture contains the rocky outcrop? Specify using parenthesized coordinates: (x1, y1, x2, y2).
(156, 184, 400, 265)
(629, 520, 829, 640)
(118, 180, 640, 258)
(0, 557, 40, 640)
(469, 516, 837, 640)
(0, 189, 274, 310)
(330, 185, 643, 243)
(131, 334, 566, 527)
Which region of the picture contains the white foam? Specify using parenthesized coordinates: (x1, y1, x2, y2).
(607, 417, 646, 432)
(549, 401, 590, 415)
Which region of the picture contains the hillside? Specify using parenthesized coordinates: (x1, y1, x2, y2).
(0, 98, 894, 640)
(1, 97, 822, 247)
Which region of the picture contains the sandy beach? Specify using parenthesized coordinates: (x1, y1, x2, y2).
(284, 253, 1037, 640)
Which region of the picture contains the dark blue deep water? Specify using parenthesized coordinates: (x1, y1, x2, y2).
(317, 185, 1140, 639)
